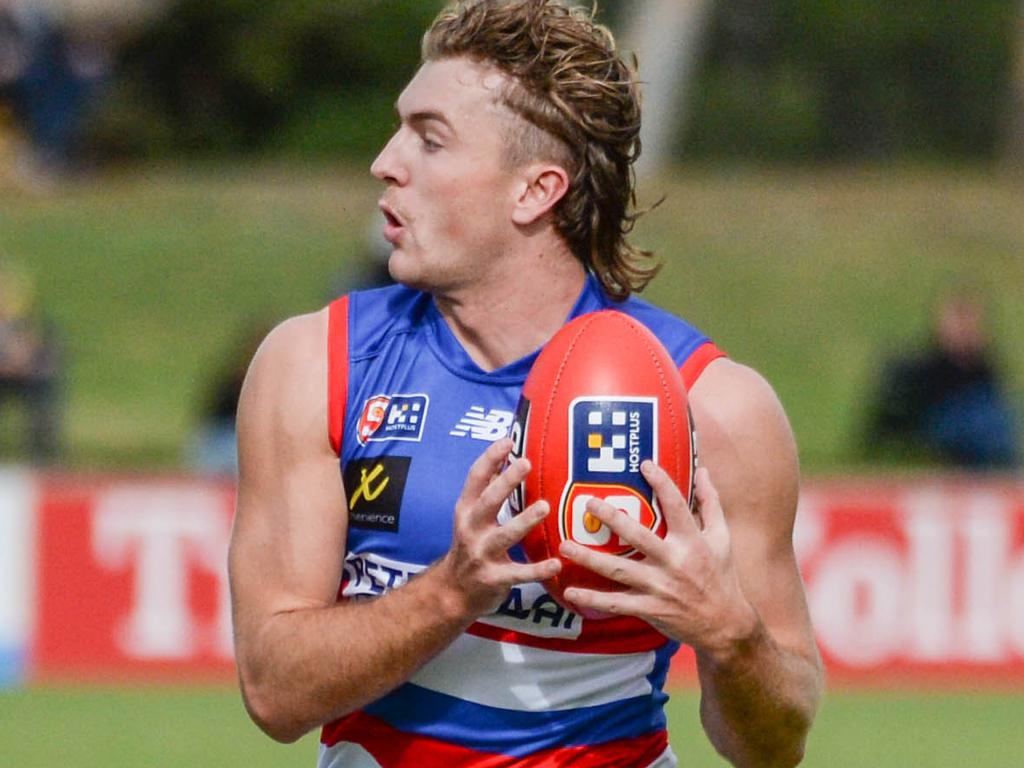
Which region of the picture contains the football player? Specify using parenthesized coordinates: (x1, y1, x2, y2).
(229, 2, 823, 766)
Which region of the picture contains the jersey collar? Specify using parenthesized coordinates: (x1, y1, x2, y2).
(426, 272, 613, 384)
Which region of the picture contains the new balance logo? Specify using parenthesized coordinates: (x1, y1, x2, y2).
(450, 406, 514, 441)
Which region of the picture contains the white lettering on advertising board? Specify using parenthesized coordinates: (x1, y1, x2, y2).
(91, 486, 232, 660)
(797, 485, 1024, 668)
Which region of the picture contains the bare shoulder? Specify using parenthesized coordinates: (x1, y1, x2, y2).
(231, 306, 345, 613)
(237, 308, 331, 453)
(687, 357, 799, 540)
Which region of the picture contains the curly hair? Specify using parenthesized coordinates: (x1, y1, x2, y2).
(422, 0, 660, 300)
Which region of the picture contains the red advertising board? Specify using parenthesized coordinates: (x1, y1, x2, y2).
(32, 476, 236, 682)
(26, 474, 1024, 687)
(796, 476, 1024, 687)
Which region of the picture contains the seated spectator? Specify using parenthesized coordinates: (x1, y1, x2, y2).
(865, 290, 1019, 469)
(0, 260, 61, 463)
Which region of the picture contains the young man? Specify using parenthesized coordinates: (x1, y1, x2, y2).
(229, 2, 823, 766)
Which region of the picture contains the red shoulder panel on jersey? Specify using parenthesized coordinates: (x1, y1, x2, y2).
(680, 341, 725, 390)
(327, 295, 350, 456)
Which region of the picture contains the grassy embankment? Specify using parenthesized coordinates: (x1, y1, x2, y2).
(1, 164, 1021, 469)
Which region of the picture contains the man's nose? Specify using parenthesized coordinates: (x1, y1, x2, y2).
(371, 133, 407, 185)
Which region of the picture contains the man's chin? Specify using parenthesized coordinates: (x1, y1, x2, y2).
(387, 253, 429, 292)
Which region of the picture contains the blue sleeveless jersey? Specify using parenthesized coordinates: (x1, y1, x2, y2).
(319, 275, 723, 768)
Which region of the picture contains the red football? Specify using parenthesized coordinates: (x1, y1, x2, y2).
(508, 310, 696, 617)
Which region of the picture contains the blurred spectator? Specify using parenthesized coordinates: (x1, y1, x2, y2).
(189, 225, 393, 476)
(327, 217, 395, 298)
(865, 290, 1020, 470)
(0, 1, 168, 185)
(0, 260, 61, 463)
(0, 0, 111, 183)
(187, 319, 270, 477)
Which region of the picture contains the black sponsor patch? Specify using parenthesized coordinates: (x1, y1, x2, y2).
(507, 395, 530, 515)
(343, 456, 411, 532)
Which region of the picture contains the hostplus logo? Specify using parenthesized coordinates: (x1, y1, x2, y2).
(357, 394, 429, 444)
(450, 406, 514, 442)
(559, 396, 661, 555)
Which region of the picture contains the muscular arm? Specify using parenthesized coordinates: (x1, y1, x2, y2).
(560, 358, 822, 767)
(687, 359, 823, 767)
(229, 311, 557, 743)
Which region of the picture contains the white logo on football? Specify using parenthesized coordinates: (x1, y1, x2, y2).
(571, 493, 642, 546)
(585, 409, 628, 473)
(450, 406, 514, 441)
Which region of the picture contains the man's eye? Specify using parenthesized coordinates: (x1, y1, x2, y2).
(422, 136, 442, 151)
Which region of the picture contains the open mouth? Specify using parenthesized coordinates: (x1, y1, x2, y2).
(380, 204, 405, 244)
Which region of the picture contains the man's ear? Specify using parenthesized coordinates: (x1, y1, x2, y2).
(511, 164, 570, 226)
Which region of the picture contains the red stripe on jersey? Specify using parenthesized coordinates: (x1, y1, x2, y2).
(321, 710, 669, 767)
(327, 295, 350, 456)
(679, 341, 725, 390)
(465, 615, 668, 655)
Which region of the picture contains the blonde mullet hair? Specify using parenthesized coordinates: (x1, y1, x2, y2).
(423, 0, 660, 300)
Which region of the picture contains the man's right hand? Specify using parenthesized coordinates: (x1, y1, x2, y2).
(438, 437, 562, 618)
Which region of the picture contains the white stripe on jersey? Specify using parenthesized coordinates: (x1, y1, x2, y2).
(319, 742, 381, 768)
(409, 632, 656, 712)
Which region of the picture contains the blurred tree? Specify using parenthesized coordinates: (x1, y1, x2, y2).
(686, 0, 1019, 161)
(90, 0, 443, 158)
(82, 0, 1023, 164)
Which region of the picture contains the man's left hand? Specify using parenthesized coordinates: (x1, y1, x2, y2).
(559, 462, 759, 659)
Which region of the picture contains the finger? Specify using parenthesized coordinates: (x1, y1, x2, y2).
(476, 456, 531, 517)
(504, 557, 562, 586)
(458, 438, 514, 508)
(641, 460, 699, 537)
(559, 538, 647, 589)
(562, 586, 647, 618)
(584, 496, 667, 559)
(694, 467, 726, 534)
(491, 499, 550, 552)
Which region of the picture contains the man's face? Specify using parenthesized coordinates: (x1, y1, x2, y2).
(371, 57, 522, 293)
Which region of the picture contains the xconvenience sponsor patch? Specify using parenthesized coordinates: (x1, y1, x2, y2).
(343, 456, 411, 532)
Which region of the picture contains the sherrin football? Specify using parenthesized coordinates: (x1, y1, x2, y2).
(507, 309, 697, 617)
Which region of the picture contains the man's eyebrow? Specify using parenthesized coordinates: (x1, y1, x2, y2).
(397, 105, 455, 131)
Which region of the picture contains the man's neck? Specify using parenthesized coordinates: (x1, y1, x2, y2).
(433, 250, 587, 372)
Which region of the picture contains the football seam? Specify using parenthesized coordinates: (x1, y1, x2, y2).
(539, 311, 604, 600)
(621, 318, 688, 513)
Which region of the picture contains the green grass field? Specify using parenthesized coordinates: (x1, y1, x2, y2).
(1, 685, 1021, 766)
(1, 164, 1022, 470)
